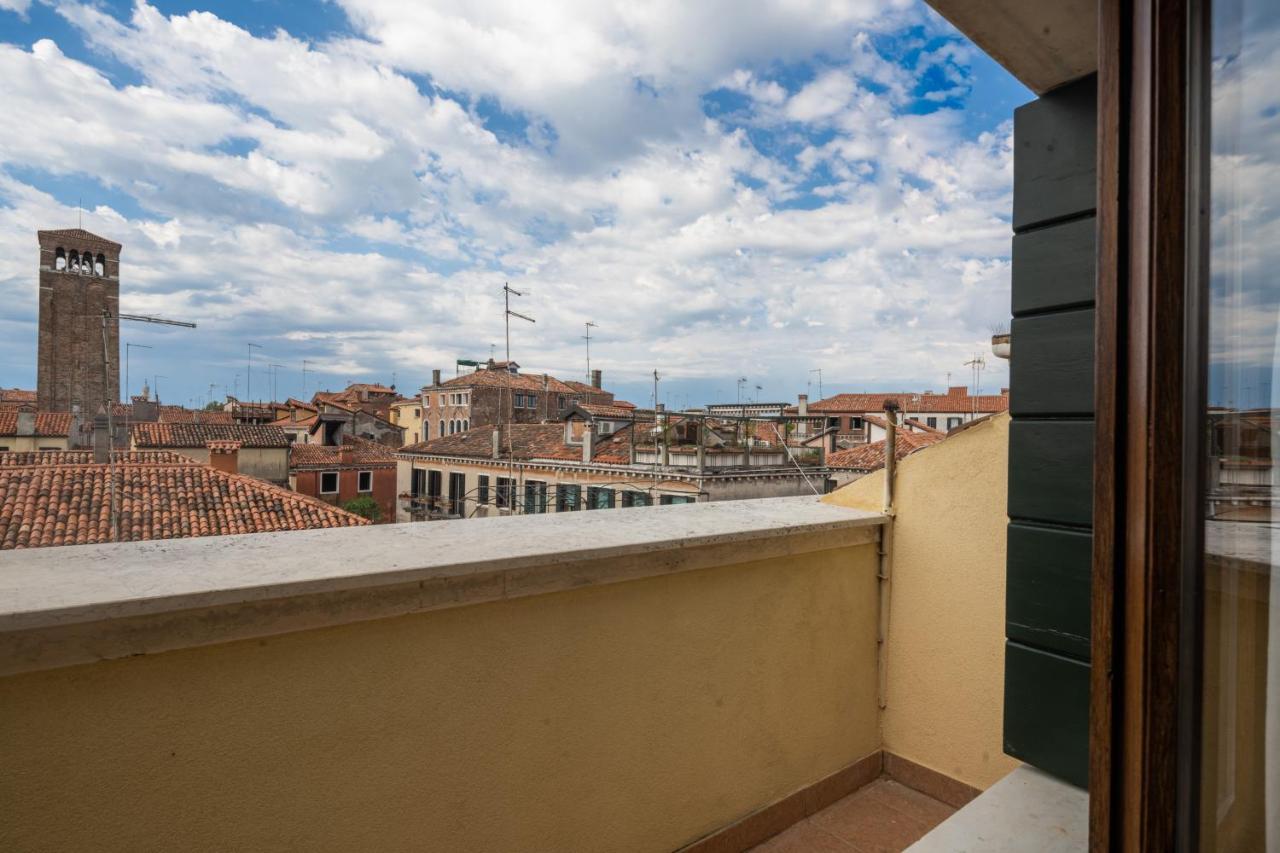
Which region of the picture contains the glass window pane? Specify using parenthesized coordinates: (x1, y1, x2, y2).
(1199, 1, 1280, 849)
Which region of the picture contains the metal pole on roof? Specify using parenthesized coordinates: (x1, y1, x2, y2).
(247, 343, 261, 403)
(503, 283, 535, 363)
(583, 321, 597, 383)
(125, 342, 152, 402)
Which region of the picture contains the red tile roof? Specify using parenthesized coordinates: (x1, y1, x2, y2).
(0, 450, 191, 466)
(0, 388, 37, 407)
(0, 412, 73, 437)
(577, 402, 636, 418)
(131, 422, 291, 449)
(38, 227, 122, 249)
(400, 423, 636, 465)
(290, 437, 397, 470)
(810, 388, 1009, 415)
(156, 406, 235, 424)
(826, 431, 945, 471)
(0, 452, 368, 550)
(440, 368, 578, 395)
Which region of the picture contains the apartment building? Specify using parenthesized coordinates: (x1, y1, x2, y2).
(395, 406, 828, 522)
(414, 360, 628, 443)
(289, 436, 398, 523)
(805, 386, 1010, 445)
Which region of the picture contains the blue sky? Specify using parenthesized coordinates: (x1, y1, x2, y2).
(0, 0, 1028, 408)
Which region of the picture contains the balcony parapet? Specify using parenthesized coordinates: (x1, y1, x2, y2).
(0, 496, 884, 677)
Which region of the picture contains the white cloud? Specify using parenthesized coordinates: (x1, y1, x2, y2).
(0, 0, 1017, 402)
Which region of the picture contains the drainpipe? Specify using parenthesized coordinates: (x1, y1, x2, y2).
(877, 400, 899, 710)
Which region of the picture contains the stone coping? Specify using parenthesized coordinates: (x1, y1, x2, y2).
(0, 496, 884, 676)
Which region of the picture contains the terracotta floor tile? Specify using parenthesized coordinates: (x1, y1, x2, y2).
(808, 783, 934, 853)
(751, 819, 859, 852)
(861, 779, 955, 827)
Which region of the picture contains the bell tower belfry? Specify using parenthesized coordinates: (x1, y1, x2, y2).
(36, 229, 121, 412)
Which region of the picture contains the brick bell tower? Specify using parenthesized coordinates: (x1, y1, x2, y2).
(36, 229, 121, 412)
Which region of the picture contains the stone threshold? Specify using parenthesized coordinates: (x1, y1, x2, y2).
(0, 496, 884, 676)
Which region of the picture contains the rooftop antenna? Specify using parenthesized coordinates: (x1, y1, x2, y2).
(302, 359, 314, 398)
(78, 196, 82, 230)
(583, 321, 597, 383)
(246, 343, 262, 402)
(268, 364, 285, 403)
(153, 374, 168, 403)
(963, 353, 987, 418)
(99, 310, 196, 543)
(809, 368, 823, 400)
(736, 377, 748, 408)
(124, 342, 152, 402)
(208, 383, 217, 407)
(503, 283, 535, 362)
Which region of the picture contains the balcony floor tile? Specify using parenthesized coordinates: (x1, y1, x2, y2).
(751, 778, 955, 853)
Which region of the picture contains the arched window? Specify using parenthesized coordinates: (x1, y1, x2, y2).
(438, 420, 444, 438)
(463, 419, 469, 431)
(68, 251, 80, 273)
(94, 254, 105, 276)
(54, 248, 66, 270)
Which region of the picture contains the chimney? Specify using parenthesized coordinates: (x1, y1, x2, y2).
(432, 369, 442, 387)
(582, 420, 594, 463)
(492, 428, 501, 459)
(208, 440, 241, 475)
(93, 408, 111, 463)
(798, 393, 808, 417)
(339, 442, 354, 466)
(948, 386, 968, 397)
(69, 404, 83, 449)
(16, 409, 35, 437)
(591, 369, 602, 389)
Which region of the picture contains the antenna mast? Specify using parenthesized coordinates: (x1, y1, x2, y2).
(503, 282, 535, 362)
(583, 321, 597, 383)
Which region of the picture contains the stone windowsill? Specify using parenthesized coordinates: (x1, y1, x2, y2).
(0, 496, 884, 676)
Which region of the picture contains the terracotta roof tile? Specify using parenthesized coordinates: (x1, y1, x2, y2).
(290, 437, 397, 469)
(0, 452, 368, 550)
(132, 422, 290, 448)
(0, 412, 73, 437)
(0, 450, 190, 466)
(826, 431, 945, 471)
(400, 422, 636, 465)
(440, 369, 578, 394)
(810, 389, 1009, 415)
(156, 406, 235, 424)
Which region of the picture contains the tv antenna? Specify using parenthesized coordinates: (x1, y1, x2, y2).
(246, 343, 262, 402)
(268, 364, 285, 403)
(302, 359, 315, 398)
(809, 368, 823, 400)
(583, 321, 597, 383)
(99, 310, 195, 543)
(503, 283, 535, 362)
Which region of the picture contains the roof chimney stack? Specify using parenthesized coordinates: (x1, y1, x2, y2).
(339, 441, 354, 466)
(16, 408, 35, 437)
(93, 407, 111, 463)
(492, 428, 501, 460)
(798, 393, 808, 417)
(207, 440, 241, 476)
(432, 369, 442, 387)
(582, 420, 594, 463)
(591, 369, 602, 389)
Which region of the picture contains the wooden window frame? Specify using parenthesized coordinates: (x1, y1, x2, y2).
(1092, 0, 1207, 849)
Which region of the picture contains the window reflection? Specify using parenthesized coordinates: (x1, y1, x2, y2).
(1200, 0, 1280, 849)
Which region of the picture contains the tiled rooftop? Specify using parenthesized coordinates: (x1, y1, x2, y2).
(400, 422, 636, 464)
(0, 451, 368, 550)
(131, 421, 291, 448)
(290, 436, 398, 469)
(750, 778, 955, 853)
(808, 388, 1009, 415)
(0, 411, 73, 437)
(826, 432, 944, 472)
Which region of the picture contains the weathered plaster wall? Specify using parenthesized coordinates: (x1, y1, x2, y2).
(824, 412, 1018, 790)
(0, 541, 880, 853)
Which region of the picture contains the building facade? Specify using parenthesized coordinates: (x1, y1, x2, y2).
(289, 438, 398, 523)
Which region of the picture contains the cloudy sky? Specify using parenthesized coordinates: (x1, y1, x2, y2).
(0, 0, 1027, 408)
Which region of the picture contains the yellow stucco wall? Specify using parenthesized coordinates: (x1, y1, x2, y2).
(0, 543, 880, 853)
(0, 435, 70, 451)
(823, 412, 1019, 790)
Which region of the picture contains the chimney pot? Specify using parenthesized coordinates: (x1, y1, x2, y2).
(93, 408, 111, 463)
(207, 440, 241, 475)
(582, 421, 594, 463)
(339, 442, 354, 465)
(432, 369, 442, 387)
(16, 410, 35, 437)
(798, 394, 808, 417)
(591, 369, 602, 389)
